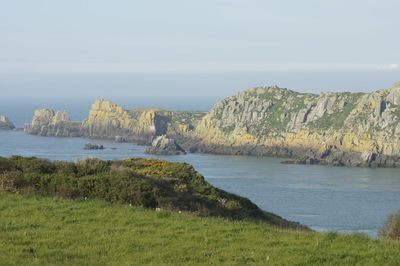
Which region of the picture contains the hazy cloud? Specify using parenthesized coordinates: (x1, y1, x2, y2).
(381, 64, 400, 71)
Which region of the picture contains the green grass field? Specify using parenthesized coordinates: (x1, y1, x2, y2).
(1, 193, 399, 266)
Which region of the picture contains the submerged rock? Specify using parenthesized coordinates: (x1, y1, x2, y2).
(146, 135, 186, 155)
(83, 143, 105, 150)
(0, 115, 15, 130)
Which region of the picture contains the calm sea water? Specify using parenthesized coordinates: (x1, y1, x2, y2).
(1, 130, 400, 237)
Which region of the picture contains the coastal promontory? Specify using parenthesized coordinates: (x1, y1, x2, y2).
(187, 83, 400, 167)
(23, 82, 400, 167)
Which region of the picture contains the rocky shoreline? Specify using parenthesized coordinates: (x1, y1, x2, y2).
(175, 135, 400, 168)
(20, 82, 400, 168)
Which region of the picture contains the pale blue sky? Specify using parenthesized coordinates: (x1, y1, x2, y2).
(1, 0, 400, 73)
(0, 0, 399, 100)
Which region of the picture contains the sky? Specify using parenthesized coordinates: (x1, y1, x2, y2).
(0, 0, 399, 102)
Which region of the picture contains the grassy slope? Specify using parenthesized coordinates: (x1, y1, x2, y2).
(1, 193, 399, 266)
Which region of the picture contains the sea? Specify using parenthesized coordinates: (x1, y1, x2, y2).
(1, 71, 400, 237)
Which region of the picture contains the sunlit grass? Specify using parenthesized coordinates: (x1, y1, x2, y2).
(1, 193, 399, 265)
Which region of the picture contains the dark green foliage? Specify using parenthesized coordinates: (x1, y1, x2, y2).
(0, 156, 301, 228)
(379, 211, 400, 240)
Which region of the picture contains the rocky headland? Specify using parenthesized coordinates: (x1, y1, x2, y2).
(0, 115, 15, 130)
(24, 82, 400, 167)
(186, 82, 400, 167)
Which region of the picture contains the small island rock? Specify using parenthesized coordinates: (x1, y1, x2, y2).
(146, 135, 186, 155)
(83, 143, 105, 150)
(24, 109, 81, 137)
(0, 115, 15, 130)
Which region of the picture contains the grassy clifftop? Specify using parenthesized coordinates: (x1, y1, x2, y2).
(1, 193, 400, 265)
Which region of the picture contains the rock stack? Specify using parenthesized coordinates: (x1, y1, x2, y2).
(24, 109, 81, 137)
(0, 115, 15, 130)
(146, 135, 186, 155)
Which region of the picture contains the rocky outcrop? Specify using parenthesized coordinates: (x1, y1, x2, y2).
(146, 135, 186, 155)
(185, 82, 400, 167)
(0, 115, 15, 130)
(80, 99, 204, 144)
(25, 99, 205, 144)
(24, 109, 81, 137)
(81, 99, 162, 143)
(83, 143, 105, 150)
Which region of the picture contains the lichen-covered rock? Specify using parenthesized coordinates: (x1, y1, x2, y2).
(146, 135, 186, 155)
(0, 115, 15, 130)
(24, 99, 205, 144)
(24, 109, 81, 137)
(186, 82, 400, 167)
(21, 82, 400, 167)
(81, 99, 151, 142)
(81, 99, 204, 144)
(386, 84, 400, 105)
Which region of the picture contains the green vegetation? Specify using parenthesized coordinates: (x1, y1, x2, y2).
(168, 111, 207, 127)
(211, 88, 372, 136)
(0, 156, 299, 228)
(380, 211, 400, 241)
(1, 156, 399, 265)
(1, 193, 400, 265)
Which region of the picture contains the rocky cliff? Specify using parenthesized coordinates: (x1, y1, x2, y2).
(23, 82, 400, 167)
(0, 115, 15, 130)
(25, 99, 205, 144)
(24, 109, 81, 137)
(80, 99, 205, 143)
(80, 99, 159, 143)
(185, 83, 400, 167)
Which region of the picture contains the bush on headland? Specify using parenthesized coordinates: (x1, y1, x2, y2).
(0, 155, 304, 229)
(380, 211, 400, 240)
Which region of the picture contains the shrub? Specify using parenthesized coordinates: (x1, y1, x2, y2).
(8, 156, 56, 174)
(0, 171, 22, 192)
(379, 211, 400, 240)
(76, 158, 110, 176)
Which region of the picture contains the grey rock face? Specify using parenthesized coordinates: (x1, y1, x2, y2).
(145, 135, 186, 155)
(24, 109, 81, 137)
(0, 115, 15, 130)
(188, 82, 400, 167)
(387, 86, 400, 105)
